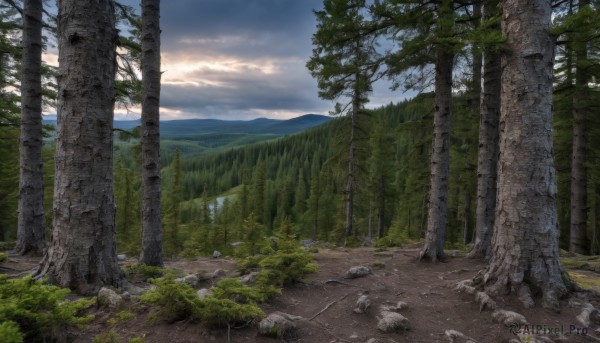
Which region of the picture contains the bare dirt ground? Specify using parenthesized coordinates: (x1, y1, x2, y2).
(3, 247, 600, 343)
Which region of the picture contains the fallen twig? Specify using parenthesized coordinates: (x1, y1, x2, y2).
(309, 291, 353, 321)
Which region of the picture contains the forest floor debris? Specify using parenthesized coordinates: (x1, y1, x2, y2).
(3, 247, 600, 342)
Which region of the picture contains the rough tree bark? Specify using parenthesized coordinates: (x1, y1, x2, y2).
(139, 0, 163, 266)
(569, 0, 589, 255)
(480, 0, 573, 310)
(345, 93, 358, 237)
(469, 0, 501, 259)
(419, 1, 454, 262)
(35, 0, 123, 294)
(16, 0, 45, 255)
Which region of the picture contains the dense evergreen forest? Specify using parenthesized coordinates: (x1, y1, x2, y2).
(0, 2, 600, 335)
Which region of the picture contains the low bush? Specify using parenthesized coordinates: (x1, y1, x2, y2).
(140, 276, 265, 327)
(0, 275, 95, 342)
(0, 253, 6, 263)
(139, 275, 202, 322)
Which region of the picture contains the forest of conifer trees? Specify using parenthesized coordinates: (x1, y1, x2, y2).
(0, 0, 598, 323)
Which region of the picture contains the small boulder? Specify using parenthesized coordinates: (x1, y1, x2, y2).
(577, 303, 600, 327)
(97, 287, 123, 309)
(240, 271, 260, 285)
(212, 269, 226, 279)
(377, 311, 410, 332)
(343, 266, 371, 279)
(258, 312, 300, 338)
(175, 274, 199, 288)
(492, 310, 527, 326)
(212, 250, 221, 258)
(445, 329, 477, 343)
(197, 288, 213, 299)
(117, 254, 127, 262)
(354, 295, 370, 314)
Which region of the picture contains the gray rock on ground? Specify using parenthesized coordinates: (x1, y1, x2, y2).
(577, 303, 600, 327)
(381, 301, 408, 312)
(240, 271, 260, 284)
(97, 287, 124, 309)
(212, 269, 226, 279)
(212, 250, 221, 258)
(117, 254, 127, 262)
(491, 310, 527, 326)
(354, 295, 370, 314)
(377, 311, 410, 332)
(258, 312, 302, 338)
(197, 288, 213, 299)
(445, 329, 477, 343)
(344, 266, 371, 279)
(175, 274, 199, 287)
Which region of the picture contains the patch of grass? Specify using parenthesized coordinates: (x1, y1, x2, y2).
(0, 252, 6, 263)
(123, 263, 171, 282)
(562, 255, 600, 273)
(92, 329, 119, 343)
(107, 311, 135, 326)
(568, 271, 600, 291)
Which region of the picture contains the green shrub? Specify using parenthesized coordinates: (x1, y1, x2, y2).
(375, 225, 411, 248)
(257, 251, 318, 286)
(211, 278, 268, 303)
(92, 329, 119, 343)
(0, 253, 6, 263)
(0, 321, 23, 343)
(107, 311, 135, 325)
(198, 296, 263, 328)
(139, 276, 203, 322)
(0, 275, 95, 342)
(236, 255, 262, 274)
(140, 276, 265, 327)
(128, 338, 144, 343)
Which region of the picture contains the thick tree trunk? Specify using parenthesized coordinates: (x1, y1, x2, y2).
(16, 0, 45, 256)
(139, 0, 163, 266)
(419, 46, 453, 262)
(470, 0, 501, 259)
(36, 0, 123, 295)
(481, 0, 573, 310)
(569, 0, 589, 255)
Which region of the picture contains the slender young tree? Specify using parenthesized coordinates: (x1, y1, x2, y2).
(139, 0, 163, 266)
(470, 0, 501, 259)
(307, 0, 380, 237)
(36, 0, 123, 294)
(15, 0, 45, 255)
(480, 0, 573, 310)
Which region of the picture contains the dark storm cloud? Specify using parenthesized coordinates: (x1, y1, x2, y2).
(159, 0, 323, 54)
(115, 0, 399, 119)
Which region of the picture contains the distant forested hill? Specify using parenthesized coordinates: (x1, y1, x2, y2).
(43, 114, 331, 158)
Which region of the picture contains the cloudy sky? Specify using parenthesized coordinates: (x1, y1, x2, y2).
(46, 0, 402, 120)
